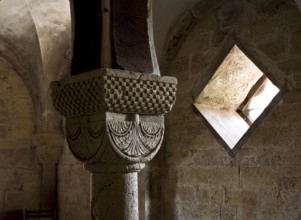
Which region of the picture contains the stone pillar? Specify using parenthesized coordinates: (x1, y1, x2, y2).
(32, 134, 64, 210)
(90, 172, 138, 219)
(51, 69, 177, 220)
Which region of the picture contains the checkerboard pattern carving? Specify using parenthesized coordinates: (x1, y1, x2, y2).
(104, 74, 177, 115)
(51, 69, 177, 117)
(51, 76, 105, 117)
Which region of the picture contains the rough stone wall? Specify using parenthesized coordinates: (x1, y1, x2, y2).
(160, 0, 301, 219)
(58, 141, 90, 220)
(0, 58, 40, 211)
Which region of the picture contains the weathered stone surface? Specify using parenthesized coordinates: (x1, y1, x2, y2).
(225, 188, 259, 207)
(177, 167, 239, 186)
(290, 31, 301, 55)
(161, 1, 301, 219)
(257, 35, 288, 61)
(191, 53, 210, 75)
(91, 173, 138, 220)
(221, 205, 237, 220)
(51, 68, 177, 117)
(240, 167, 279, 189)
(33, 133, 64, 164)
(112, 0, 156, 73)
(178, 35, 211, 57)
(0, 59, 40, 212)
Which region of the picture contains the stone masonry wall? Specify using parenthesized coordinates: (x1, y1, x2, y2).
(0, 58, 40, 211)
(58, 141, 91, 220)
(160, 0, 301, 219)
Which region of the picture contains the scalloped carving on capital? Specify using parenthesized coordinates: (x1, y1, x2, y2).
(106, 112, 164, 163)
(66, 114, 106, 163)
(65, 112, 165, 166)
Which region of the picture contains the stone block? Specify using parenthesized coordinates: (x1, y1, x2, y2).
(193, 149, 233, 167)
(221, 205, 237, 220)
(277, 168, 301, 184)
(178, 130, 217, 150)
(225, 188, 259, 208)
(196, 185, 225, 205)
(235, 148, 264, 167)
(195, 185, 210, 205)
(236, 205, 258, 220)
(247, 124, 299, 151)
(176, 202, 220, 220)
(258, 209, 284, 220)
(240, 167, 279, 189)
(280, 190, 300, 213)
(176, 185, 196, 202)
(177, 167, 239, 187)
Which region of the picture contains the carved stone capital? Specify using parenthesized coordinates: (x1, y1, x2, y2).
(51, 68, 177, 172)
(32, 133, 64, 164)
(65, 112, 164, 172)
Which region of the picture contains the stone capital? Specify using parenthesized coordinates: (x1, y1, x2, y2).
(32, 133, 64, 164)
(51, 68, 177, 172)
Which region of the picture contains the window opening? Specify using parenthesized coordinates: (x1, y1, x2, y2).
(193, 45, 282, 154)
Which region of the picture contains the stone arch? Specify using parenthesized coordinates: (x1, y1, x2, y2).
(0, 56, 41, 211)
(0, 44, 42, 133)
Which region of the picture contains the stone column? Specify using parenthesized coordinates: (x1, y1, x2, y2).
(32, 133, 64, 211)
(51, 69, 177, 220)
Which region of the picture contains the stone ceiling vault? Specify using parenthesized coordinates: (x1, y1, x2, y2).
(0, 0, 72, 132)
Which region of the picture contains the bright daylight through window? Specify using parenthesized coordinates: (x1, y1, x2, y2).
(194, 45, 280, 153)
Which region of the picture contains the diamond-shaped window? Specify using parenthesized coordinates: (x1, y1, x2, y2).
(194, 45, 283, 155)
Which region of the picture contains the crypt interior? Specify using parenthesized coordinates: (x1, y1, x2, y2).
(0, 0, 301, 219)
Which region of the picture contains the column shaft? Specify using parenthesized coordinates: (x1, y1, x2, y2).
(91, 172, 138, 220)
